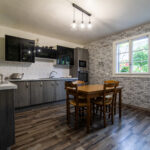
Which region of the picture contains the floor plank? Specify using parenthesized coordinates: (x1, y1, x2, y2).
(12, 102, 150, 150)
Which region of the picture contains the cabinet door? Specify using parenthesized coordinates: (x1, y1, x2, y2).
(5, 35, 20, 61)
(20, 39, 35, 63)
(0, 90, 15, 149)
(13, 82, 30, 108)
(43, 81, 56, 103)
(55, 81, 66, 101)
(31, 81, 43, 105)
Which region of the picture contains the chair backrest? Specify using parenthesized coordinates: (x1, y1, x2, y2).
(104, 80, 119, 87)
(72, 80, 85, 86)
(65, 81, 78, 97)
(103, 83, 117, 105)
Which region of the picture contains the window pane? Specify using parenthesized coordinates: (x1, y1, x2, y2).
(117, 42, 129, 54)
(132, 37, 149, 73)
(132, 37, 149, 51)
(119, 53, 129, 63)
(132, 50, 148, 62)
(132, 61, 148, 73)
(118, 62, 129, 73)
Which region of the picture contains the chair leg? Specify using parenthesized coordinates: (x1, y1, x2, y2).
(67, 102, 70, 125)
(103, 105, 106, 127)
(100, 106, 102, 119)
(109, 105, 111, 119)
(111, 103, 114, 124)
(96, 105, 99, 114)
(75, 106, 79, 129)
(82, 107, 84, 118)
(93, 103, 95, 116)
(114, 94, 117, 115)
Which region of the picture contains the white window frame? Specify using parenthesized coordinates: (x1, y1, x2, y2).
(113, 32, 150, 77)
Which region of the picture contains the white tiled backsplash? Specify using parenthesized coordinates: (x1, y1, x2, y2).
(0, 59, 69, 79)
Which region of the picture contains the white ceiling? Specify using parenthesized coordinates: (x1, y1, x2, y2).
(0, 0, 150, 44)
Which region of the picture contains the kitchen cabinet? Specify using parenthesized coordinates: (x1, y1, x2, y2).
(13, 82, 30, 108)
(12, 79, 71, 109)
(36, 46, 57, 59)
(57, 45, 74, 65)
(0, 90, 15, 150)
(5, 35, 20, 61)
(55, 81, 66, 101)
(31, 81, 44, 105)
(5, 35, 35, 63)
(43, 81, 56, 102)
(20, 38, 35, 62)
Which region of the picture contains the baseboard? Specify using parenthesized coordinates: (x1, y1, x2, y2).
(122, 103, 150, 113)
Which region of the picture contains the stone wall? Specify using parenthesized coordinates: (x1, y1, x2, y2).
(84, 23, 150, 109)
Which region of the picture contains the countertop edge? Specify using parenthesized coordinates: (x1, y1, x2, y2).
(0, 82, 17, 91)
(9, 78, 78, 82)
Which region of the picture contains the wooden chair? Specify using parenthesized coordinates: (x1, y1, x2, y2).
(72, 80, 85, 86)
(104, 80, 119, 114)
(65, 81, 87, 128)
(94, 83, 117, 127)
(72, 80, 85, 100)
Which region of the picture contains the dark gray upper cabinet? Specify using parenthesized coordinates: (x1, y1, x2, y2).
(5, 35, 35, 63)
(13, 82, 30, 108)
(31, 81, 44, 105)
(43, 81, 56, 102)
(57, 45, 74, 65)
(36, 46, 57, 59)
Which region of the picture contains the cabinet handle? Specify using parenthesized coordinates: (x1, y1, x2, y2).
(26, 82, 29, 88)
(40, 82, 43, 87)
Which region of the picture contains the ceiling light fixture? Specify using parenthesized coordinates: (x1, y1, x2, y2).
(72, 7, 77, 29)
(88, 17, 92, 29)
(72, 3, 92, 30)
(80, 12, 85, 29)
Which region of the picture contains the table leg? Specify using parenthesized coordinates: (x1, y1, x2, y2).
(119, 90, 122, 119)
(87, 96, 91, 133)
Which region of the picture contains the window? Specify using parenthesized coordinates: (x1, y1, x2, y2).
(114, 34, 150, 76)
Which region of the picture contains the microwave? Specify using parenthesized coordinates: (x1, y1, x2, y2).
(79, 60, 86, 68)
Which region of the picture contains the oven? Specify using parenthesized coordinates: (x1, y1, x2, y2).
(78, 71, 88, 83)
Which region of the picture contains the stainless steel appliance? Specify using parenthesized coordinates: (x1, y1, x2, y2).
(79, 60, 86, 68)
(78, 71, 88, 82)
(10, 73, 24, 79)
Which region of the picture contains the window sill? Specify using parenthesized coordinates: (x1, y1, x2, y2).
(112, 73, 150, 78)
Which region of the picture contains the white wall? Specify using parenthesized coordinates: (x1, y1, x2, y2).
(0, 25, 83, 79)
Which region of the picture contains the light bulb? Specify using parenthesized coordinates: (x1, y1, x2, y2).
(80, 21, 85, 29)
(72, 20, 77, 28)
(88, 21, 92, 29)
(38, 49, 41, 52)
(28, 50, 31, 54)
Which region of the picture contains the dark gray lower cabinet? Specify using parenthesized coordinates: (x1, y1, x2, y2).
(0, 90, 15, 150)
(56, 81, 66, 101)
(43, 81, 56, 102)
(31, 81, 44, 105)
(13, 80, 67, 108)
(13, 82, 30, 108)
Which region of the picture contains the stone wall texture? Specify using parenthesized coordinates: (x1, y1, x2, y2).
(84, 23, 150, 109)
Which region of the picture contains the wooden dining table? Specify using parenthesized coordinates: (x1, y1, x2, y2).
(77, 84, 123, 133)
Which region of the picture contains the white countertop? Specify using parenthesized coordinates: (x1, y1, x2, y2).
(0, 82, 17, 91)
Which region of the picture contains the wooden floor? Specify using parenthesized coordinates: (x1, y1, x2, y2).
(12, 102, 150, 150)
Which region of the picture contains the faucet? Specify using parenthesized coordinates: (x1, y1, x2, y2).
(0, 74, 4, 84)
(49, 71, 57, 78)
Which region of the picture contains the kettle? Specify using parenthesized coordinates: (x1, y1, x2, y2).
(10, 73, 24, 79)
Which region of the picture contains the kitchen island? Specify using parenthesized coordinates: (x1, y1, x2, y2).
(0, 82, 17, 150)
